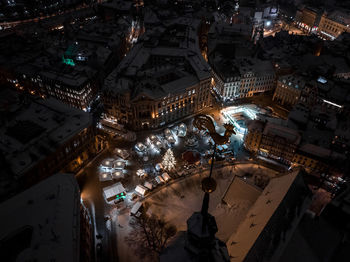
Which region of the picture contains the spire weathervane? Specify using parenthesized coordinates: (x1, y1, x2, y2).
(193, 114, 235, 225)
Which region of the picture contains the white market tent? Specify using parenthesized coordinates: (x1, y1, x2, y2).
(135, 185, 148, 196)
(103, 182, 126, 203)
(166, 135, 176, 144)
(111, 170, 124, 179)
(102, 158, 114, 168)
(130, 201, 143, 216)
(164, 128, 172, 136)
(99, 172, 112, 182)
(135, 142, 147, 152)
(137, 169, 147, 178)
(178, 123, 187, 137)
(114, 148, 130, 159)
(113, 160, 126, 169)
(155, 175, 165, 184)
(144, 181, 153, 190)
(162, 172, 171, 182)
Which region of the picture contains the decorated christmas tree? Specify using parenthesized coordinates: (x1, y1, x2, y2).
(162, 149, 176, 171)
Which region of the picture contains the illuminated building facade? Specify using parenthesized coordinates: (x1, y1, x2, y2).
(244, 120, 264, 153)
(212, 71, 240, 101)
(245, 114, 348, 173)
(208, 23, 275, 102)
(211, 57, 275, 102)
(103, 18, 212, 130)
(245, 120, 301, 164)
(273, 75, 305, 106)
(318, 11, 350, 40)
(103, 67, 211, 130)
(238, 60, 275, 98)
(3, 50, 98, 111)
(38, 69, 97, 111)
(292, 145, 329, 173)
(295, 7, 319, 33)
(295, 7, 350, 40)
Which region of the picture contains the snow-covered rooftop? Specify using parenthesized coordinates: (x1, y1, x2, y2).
(0, 90, 91, 178)
(103, 182, 126, 202)
(227, 170, 300, 261)
(222, 177, 261, 207)
(103, 17, 211, 97)
(0, 174, 80, 262)
(264, 122, 301, 145)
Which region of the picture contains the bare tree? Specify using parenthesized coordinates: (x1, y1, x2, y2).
(126, 213, 177, 259)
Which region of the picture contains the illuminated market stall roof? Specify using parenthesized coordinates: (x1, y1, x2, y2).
(99, 172, 112, 182)
(144, 181, 153, 190)
(111, 170, 124, 179)
(162, 172, 171, 182)
(113, 148, 130, 159)
(103, 182, 126, 203)
(135, 185, 148, 196)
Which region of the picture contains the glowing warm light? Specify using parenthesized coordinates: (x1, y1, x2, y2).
(62, 56, 75, 66)
(137, 169, 146, 177)
(162, 149, 176, 171)
(322, 99, 342, 108)
(221, 105, 257, 134)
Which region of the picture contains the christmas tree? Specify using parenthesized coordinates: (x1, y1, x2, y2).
(162, 149, 176, 171)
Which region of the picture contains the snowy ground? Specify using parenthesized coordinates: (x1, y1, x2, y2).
(114, 163, 278, 262)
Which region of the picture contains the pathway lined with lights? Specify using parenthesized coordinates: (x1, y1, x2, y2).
(0, 4, 91, 30)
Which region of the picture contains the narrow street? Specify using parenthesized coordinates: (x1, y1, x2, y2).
(77, 150, 119, 262)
